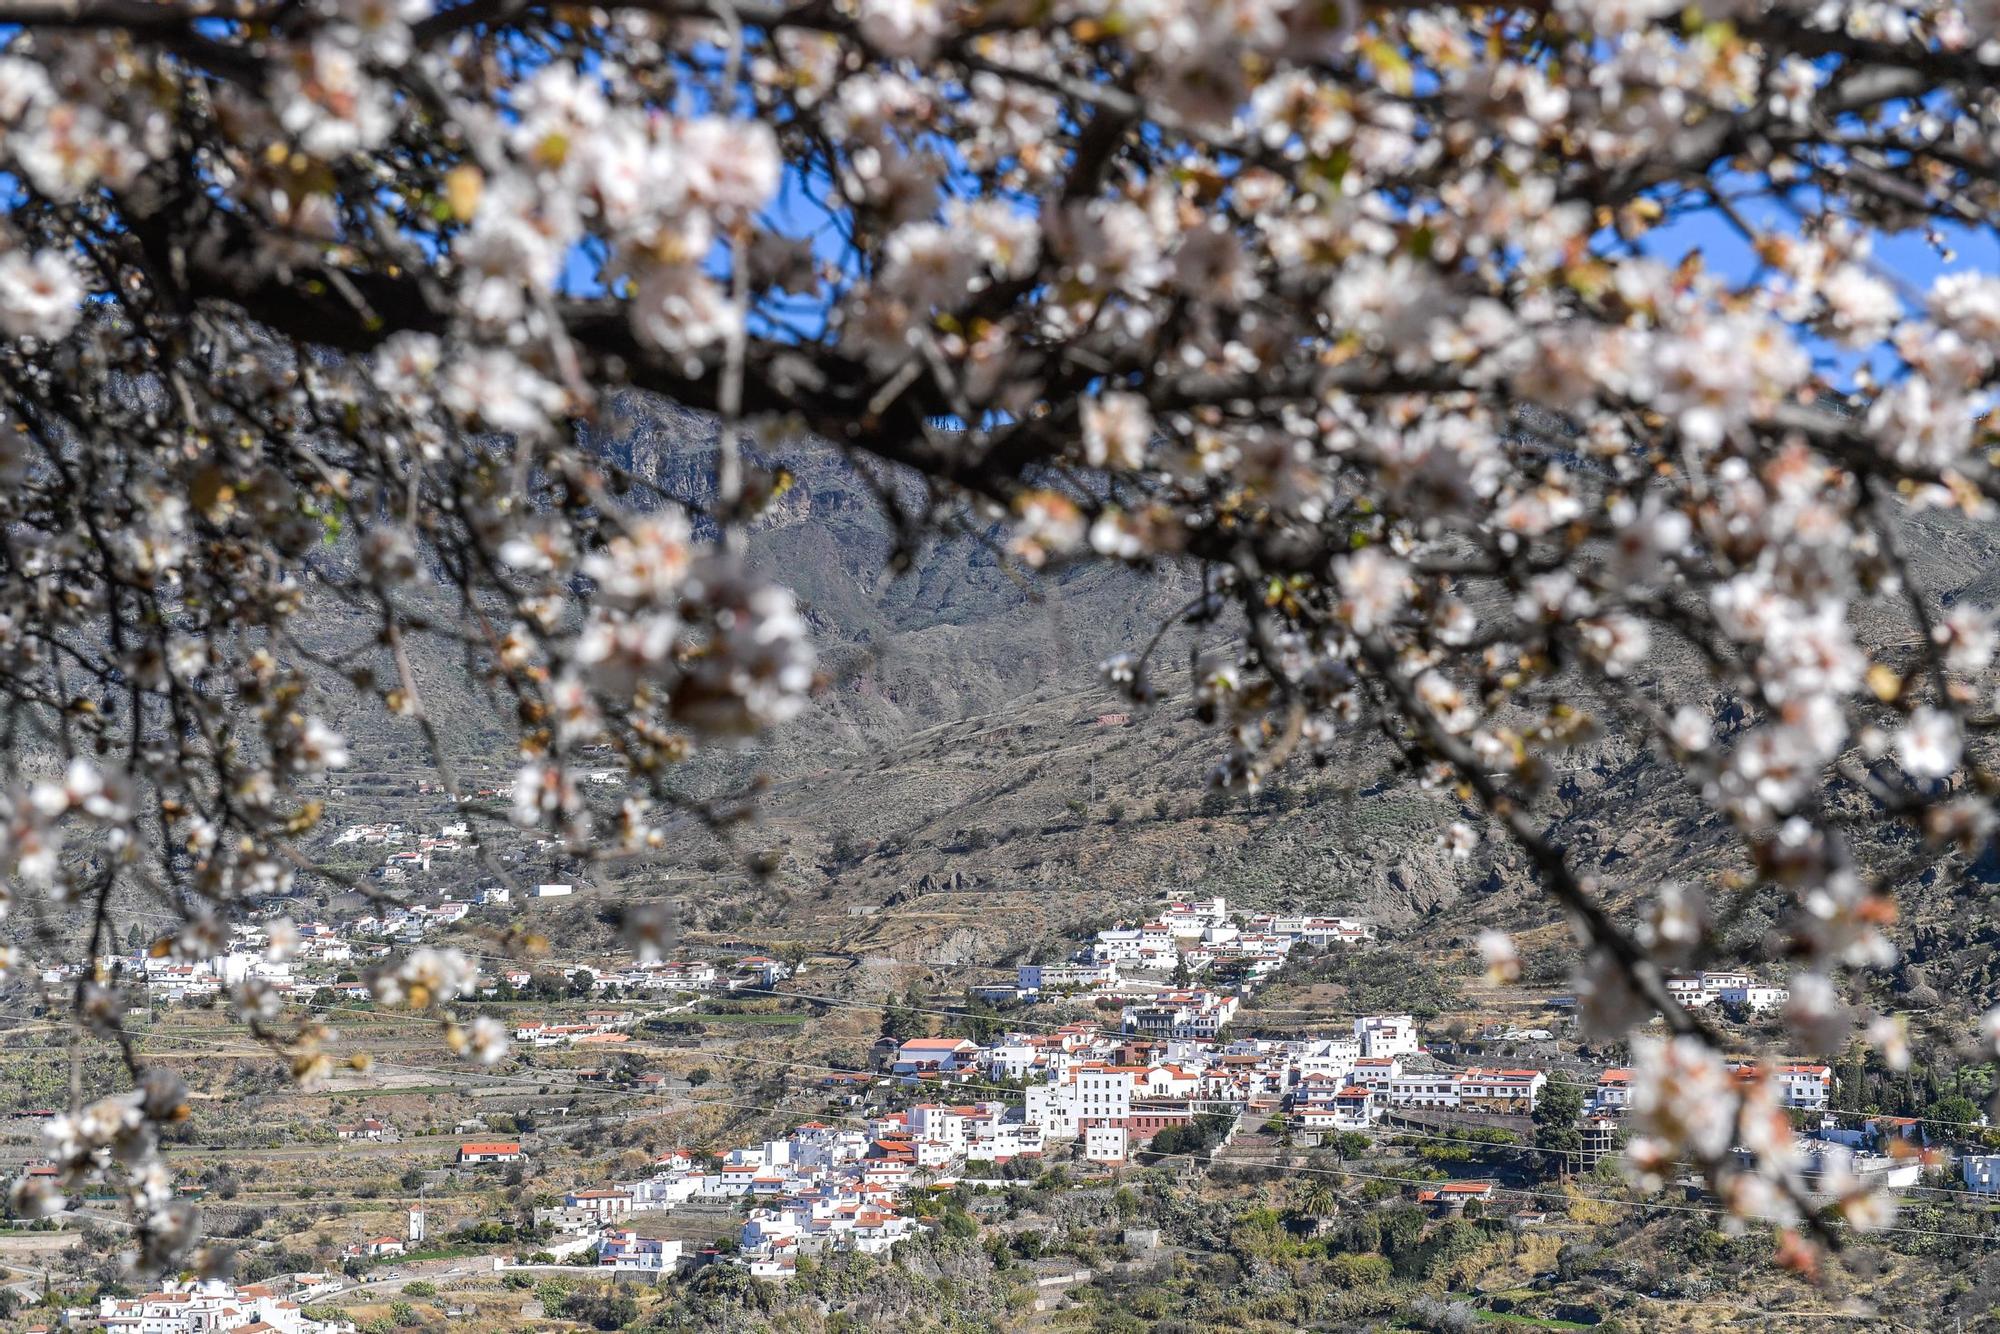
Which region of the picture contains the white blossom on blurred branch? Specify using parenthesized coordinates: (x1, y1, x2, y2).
(0, 0, 1993, 1271)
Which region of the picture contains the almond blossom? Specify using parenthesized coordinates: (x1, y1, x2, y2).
(0, 0, 1994, 1273)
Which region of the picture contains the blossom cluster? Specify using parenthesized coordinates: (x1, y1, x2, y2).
(0, 0, 1998, 1271)
(13, 1069, 198, 1274)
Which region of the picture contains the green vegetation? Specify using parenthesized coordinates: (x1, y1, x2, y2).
(1474, 1311, 1592, 1329)
(551, 1283, 640, 1330)
(695, 1010, 808, 1025)
(1149, 1112, 1236, 1159)
(880, 987, 929, 1041)
(1532, 1076, 1588, 1178)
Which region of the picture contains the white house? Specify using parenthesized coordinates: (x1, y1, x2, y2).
(297, 936, 354, 964)
(99, 1283, 347, 1334)
(1120, 990, 1238, 1040)
(1455, 1068, 1547, 1113)
(1666, 971, 1767, 1010)
(1093, 928, 1147, 962)
(1387, 1073, 1459, 1108)
(1084, 1125, 1129, 1165)
(904, 1103, 973, 1158)
(985, 1041, 1046, 1081)
(1292, 1084, 1378, 1131)
(564, 1188, 635, 1221)
(1718, 982, 1789, 1013)
(1347, 1056, 1403, 1093)
(1665, 975, 1710, 1008)
(1332, 1085, 1378, 1127)
(1591, 1068, 1633, 1113)
(1026, 1081, 1080, 1139)
(1354, 1014, 1420, 1058)
(969, 1119, 1045, 1162)
(1770, 1063, 1833, 1111)
(532, 883, 574, 898)
(1075, 1065, 1137, 1126)
(599, 1229, 681, 1277)
(661, 960, 720, 990)
(1292, 1036, 1363, 1083)
(1027, 1063, 1137, 1138)
(1964, 1155, 2000, 1194)
(892, 1037, 980, 1075)
(1160, 897, 1227, 935)
(1017, 959, 1118, 994)
(1294, 916, 1376, 947)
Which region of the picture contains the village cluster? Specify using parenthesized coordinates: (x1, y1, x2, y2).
(891, 1013, 1838, 1149)
(488, 993, 1870, 1286)
(26, 876, 1936, 1320)
(38, 902, 789, 1012)
(996, 896, 1375, 1000)
(96, 1275, 355, 1334)
(532, 1138, 925, 1280)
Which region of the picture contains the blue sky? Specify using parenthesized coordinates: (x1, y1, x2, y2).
(1638, 186, 2000, 388)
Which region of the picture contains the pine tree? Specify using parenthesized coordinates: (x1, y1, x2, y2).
(1532, 1075, 1587, 1179)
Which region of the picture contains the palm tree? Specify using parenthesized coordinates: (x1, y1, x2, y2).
(1293, 1179, 1337, 1233)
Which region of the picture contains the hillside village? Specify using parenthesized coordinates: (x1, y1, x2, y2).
(0, 762, 1985, 1332)
(7, 854, 1989, 1331)
(9, 9, 2000, 1317)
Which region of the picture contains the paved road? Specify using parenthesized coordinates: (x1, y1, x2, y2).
(326, 1257, 493, 1298)
(0, 1266, 48, 1302)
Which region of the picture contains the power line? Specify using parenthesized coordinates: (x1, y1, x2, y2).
(15, 1006, 1994, 1246)
(484, 1074, 2000, 1250)
(125, 957, 2000, 1142)
(1369, 1121, 1975, 1202)
(24, 980, 2000, 1178)
(1189, 1153, 2000, 1246)
(27, 992, 2000, 1176)
(516, 1040, 1987, 1204)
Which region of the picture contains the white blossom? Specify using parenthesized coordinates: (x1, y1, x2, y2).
(1895, 707, 1962, 780)
(1334, 548, 1410, 636)
(0, 249, 83, 340)
(450, 1015, 510, 1065)
(856, 0, 951, 60)
(1476, 928, 1517, 982)
(1081, 392, 1153, 470)
(0, 0, 1992, 1274)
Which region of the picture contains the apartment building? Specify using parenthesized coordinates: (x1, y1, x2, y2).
(1354, 1014, 1421, 1058)
(599, 1229, 681, 1277)
(1017, 960, 1120, 994)
(1455, 1068, 1547, 1113)
(1388, 1072, 1460, 1108)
